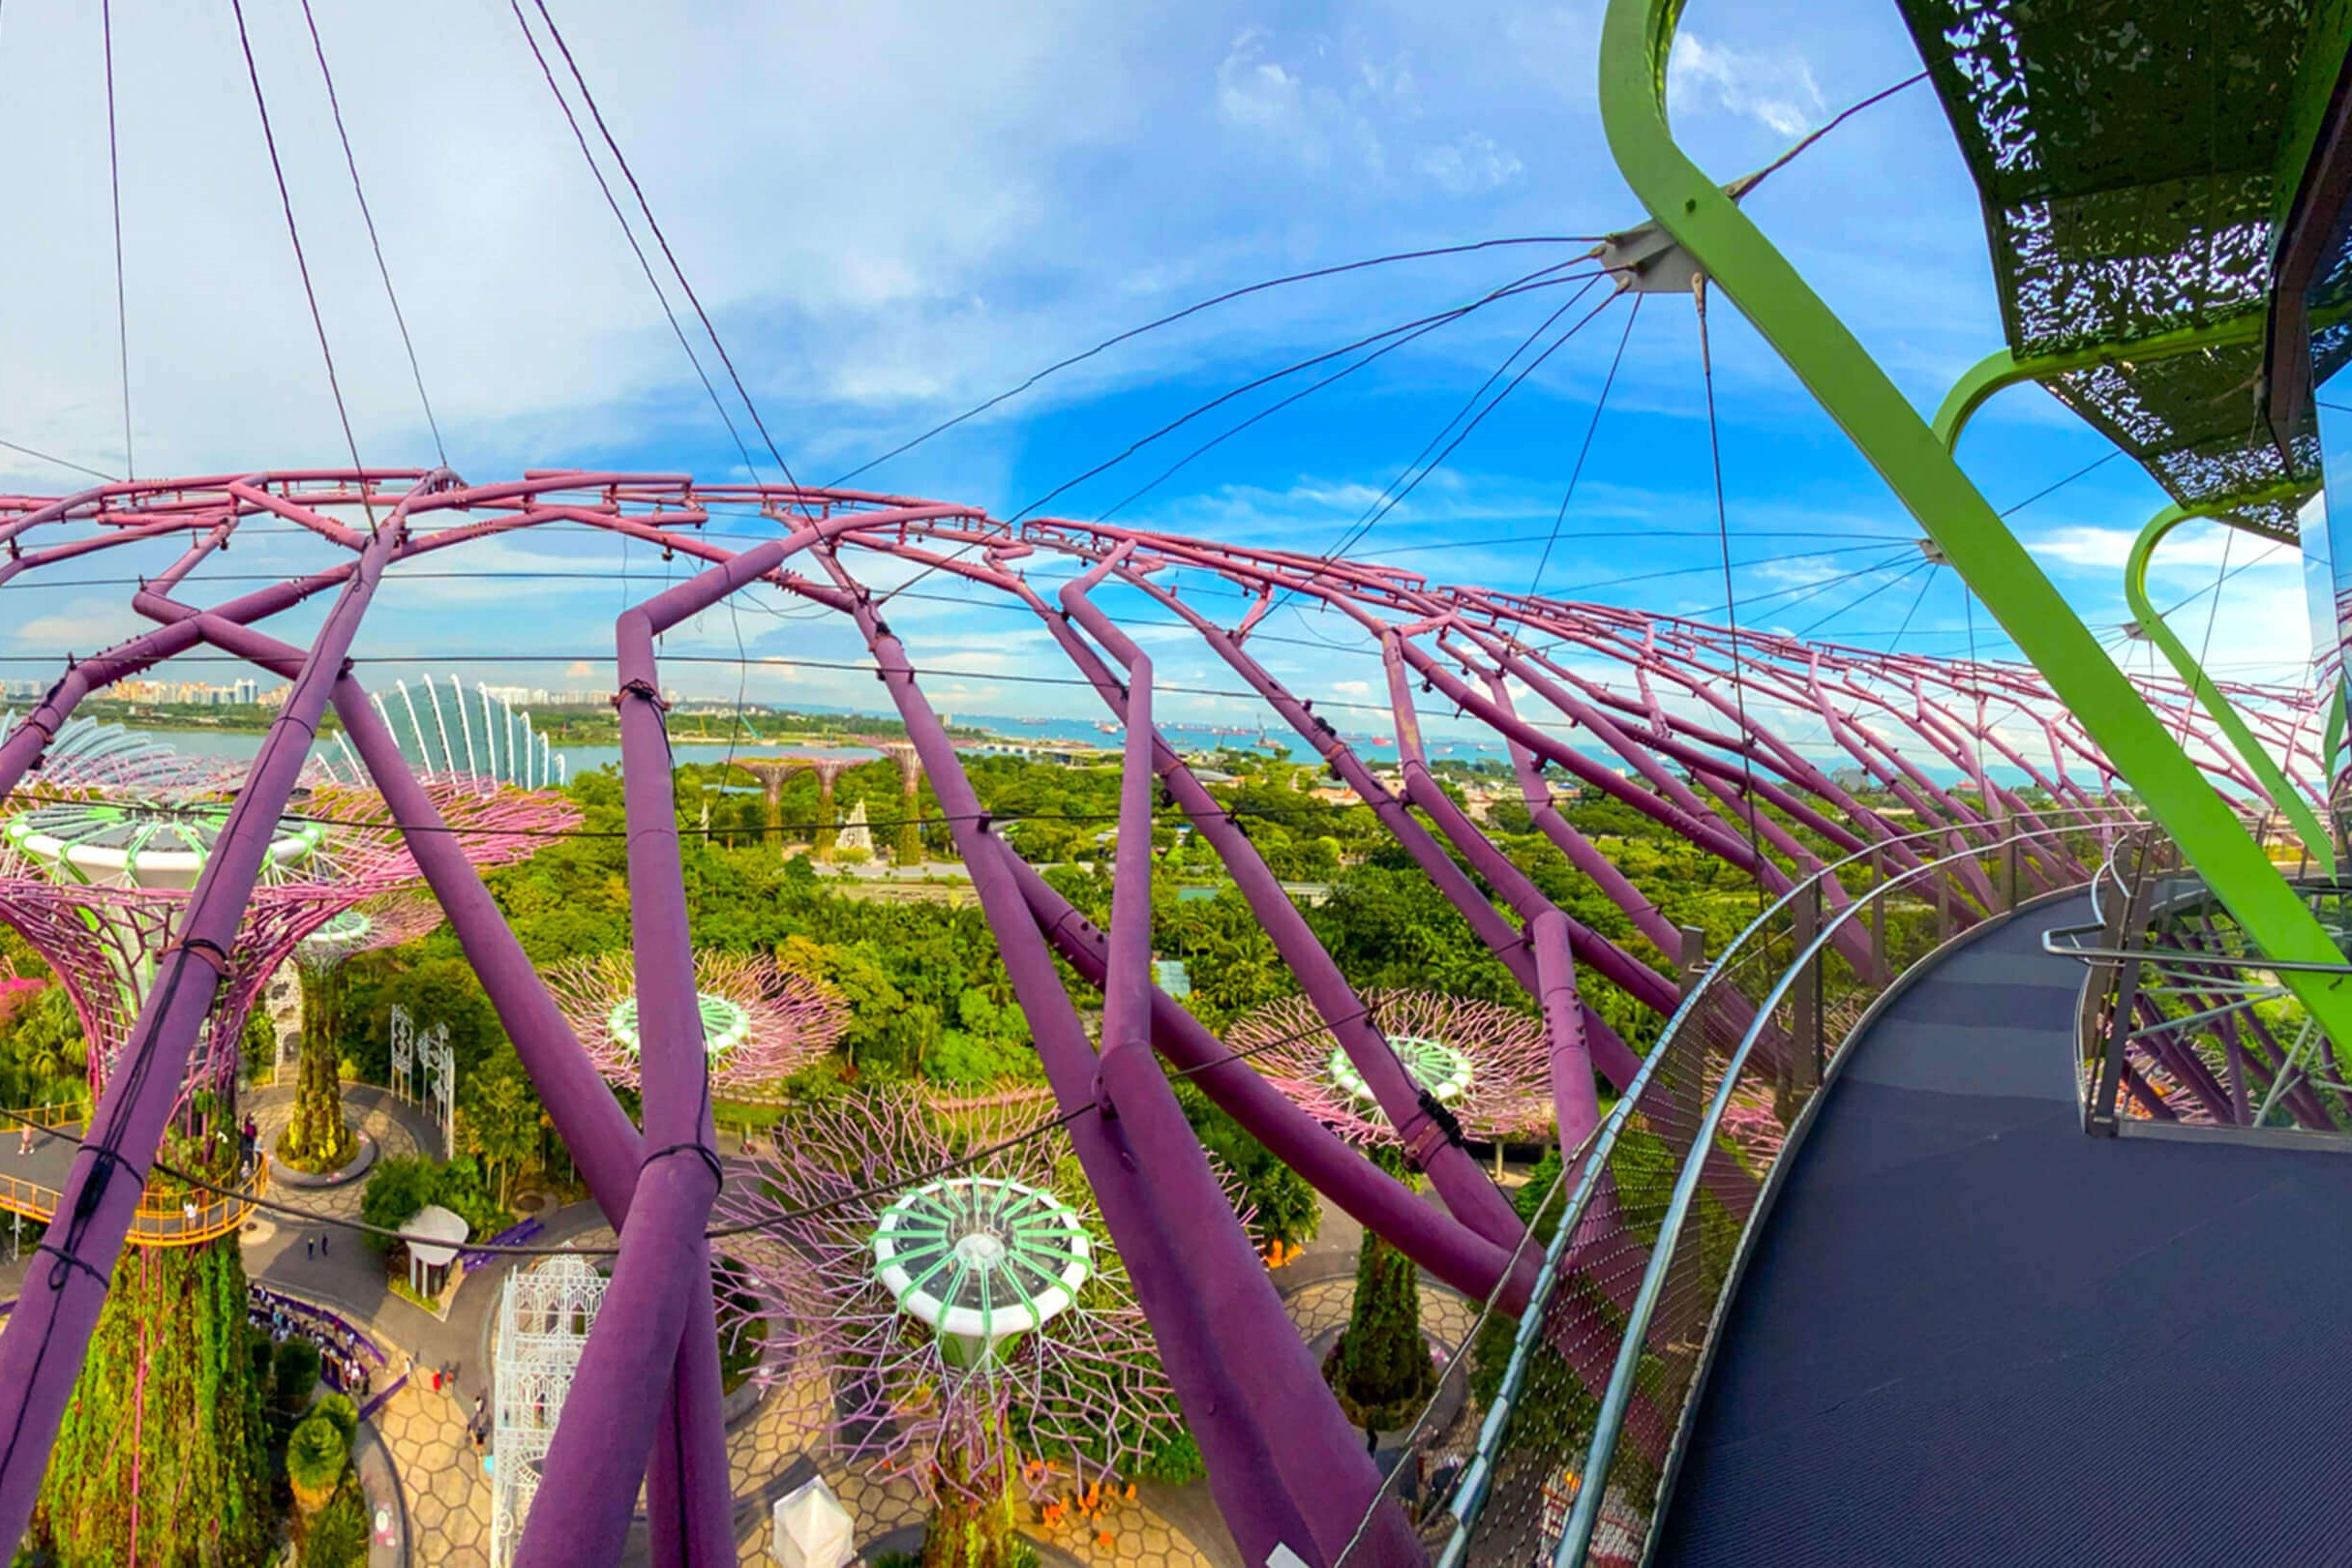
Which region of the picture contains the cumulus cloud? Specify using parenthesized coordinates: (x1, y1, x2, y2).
(1213, 27, 1385, 177)
(1667, 33, 1825, 138)
(2030, 523, 2300, 574)
(1416, 134, 1524, 196)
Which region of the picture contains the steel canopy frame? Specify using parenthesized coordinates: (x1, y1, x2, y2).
(2122, 499, 2335, 869)
(0, 469, 2309, 1568)
(1596, 0, 2352, 1069)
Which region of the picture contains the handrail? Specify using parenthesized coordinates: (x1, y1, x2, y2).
(1422, 804, 2131, 1567)
(2044, 927, 2352, 975)
(1555, 830, 2072, 1563)
(0, 1155, 266, 1249)
(1, 1103, 86, 1132)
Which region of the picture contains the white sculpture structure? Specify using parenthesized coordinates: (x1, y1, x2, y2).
(490, 1253, 609, 1568)
(388, 1003, 456, 1159)
(770, 1476, 855, 1568)
(837, 799, 874, 858)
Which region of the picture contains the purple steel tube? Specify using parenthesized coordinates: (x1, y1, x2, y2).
(1003, 851, 1532, 1305)
(520, 529, 863, 1567)
(1080, 558, 1417, 1566)
(163, 597, 731, 1564)
(1051, 571, 1524, 1249)
(1376, 637, 1603, 1138)
(0, 489, 420, 1553)
(1106, 563, 1660, 1069)
(814, 555, 1397, 1567)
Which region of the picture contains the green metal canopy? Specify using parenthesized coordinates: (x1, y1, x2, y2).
(1901, 0, 2352, 534)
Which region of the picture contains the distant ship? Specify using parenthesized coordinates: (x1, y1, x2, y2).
(1096, 721, 1122, 734)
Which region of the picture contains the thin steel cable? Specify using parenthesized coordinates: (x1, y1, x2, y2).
(1091, 276, 1561, 523)
(830, 236, 1603, 486)
(101, 0, 133, 480)
(528, 0, 805, 500)
(1729, 549, 1922, 618)
(1695, 279, 1767, 912)
(1332, 279, 1608, 543)
(1267, 284, 1625, 620)
(1794, 558, 1934, 640)
(1887, 563, 1938, 650)
(1531, 294, 1642, 596)
(2180, 519, 2236, 745)
(296, 0, 445, 465)
(1322, 283, 1624, 564)
(0, 439, 116, 484)
(1737, 71, 1930, 195)
(1010, 264, 1605, 521)
(1999, 449, 2119, 517)
(501, 0, 762, 486)
(228, 0, 372, 520)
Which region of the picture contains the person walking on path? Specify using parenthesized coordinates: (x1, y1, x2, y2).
(306, 1236, 315, 1260)
(16, 1121, 31, 1156)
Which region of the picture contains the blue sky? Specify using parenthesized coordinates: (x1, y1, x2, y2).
(0, 0, 2317, 735)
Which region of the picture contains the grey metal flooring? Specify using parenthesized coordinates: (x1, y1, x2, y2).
(1653, 892, 2352, 1566)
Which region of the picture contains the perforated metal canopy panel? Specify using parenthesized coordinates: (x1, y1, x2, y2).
(1899, 0, 2352, 528)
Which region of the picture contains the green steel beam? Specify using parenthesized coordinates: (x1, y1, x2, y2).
(1931, 313, 2270, 453)
(1599, 0, 2352, 1061)
(2124, 497, 2334, 870)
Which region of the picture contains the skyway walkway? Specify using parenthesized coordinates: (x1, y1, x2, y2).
(1654, 891, 2352, 1565)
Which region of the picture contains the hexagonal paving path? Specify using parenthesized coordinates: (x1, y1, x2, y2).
(1282, 1272, 1480, 1352)
(372, 1376, 493, 1567)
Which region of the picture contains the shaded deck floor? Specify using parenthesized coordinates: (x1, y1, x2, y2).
(1654, 892, 2352, 1565)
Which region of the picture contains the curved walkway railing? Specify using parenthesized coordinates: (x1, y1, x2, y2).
(0, 1148, 267, 1248)
(2046, 821, 2352, 1140)
(1388, 804, 2136, 1568)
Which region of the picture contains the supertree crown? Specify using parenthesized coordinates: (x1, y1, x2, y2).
(5, 799, 325, 891)
(873, 1175, 1095, 1369)
(1226, 988, 1553, 1146)
(545, 950, 847, 1101)
(292, 892, 445, 976)
(0, 766, 574, 1102)
(0, 711, 242, 796)
(712, 1087, 1185, 1504)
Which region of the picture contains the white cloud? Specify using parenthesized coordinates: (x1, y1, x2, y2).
(1416, 134, 1524, 196)
(1667, 33, 1825, 138)
(2030, 523, 2301, 576)
(1213, 28, 1386, 178)
(2, 594, 151, 651)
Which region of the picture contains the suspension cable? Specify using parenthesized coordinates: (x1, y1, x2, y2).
(1695, 276, 1767, 912)
(296, 0, 445, 466)
(101, 0, 133, 480)
(227, 0, 373, 523)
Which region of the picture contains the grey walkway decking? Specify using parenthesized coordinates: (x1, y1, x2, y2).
(1654, 892, 2352, 1566)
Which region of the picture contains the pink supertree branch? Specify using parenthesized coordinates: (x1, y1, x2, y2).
(1224, 988, 1553, 1147)
(544, 949, 847, 1101)
(291, 890, 444, 975)
(0, 773, 574, 1107)
(709, 1087, 1186, 1506)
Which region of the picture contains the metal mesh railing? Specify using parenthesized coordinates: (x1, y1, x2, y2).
(1342, 806, 2131, 1568)
(2054, 822, 2352, 1137)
